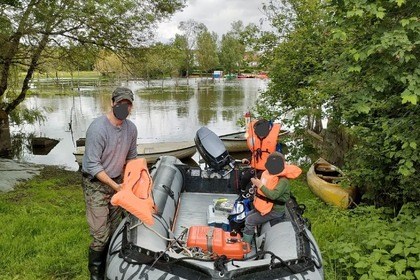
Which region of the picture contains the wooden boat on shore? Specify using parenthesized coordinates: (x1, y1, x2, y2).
(306, 158, 357, 209)
(73, 141, 196, 165)
(105, 128, 324, 280)
(219, 130, 289, 153)
(31, 137, 59, 148)
(31, 137, 60, 155)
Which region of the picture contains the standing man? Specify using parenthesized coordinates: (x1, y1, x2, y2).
(81, 87, 138, 280)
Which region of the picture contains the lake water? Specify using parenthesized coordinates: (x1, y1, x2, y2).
(11, 78, 269, 171)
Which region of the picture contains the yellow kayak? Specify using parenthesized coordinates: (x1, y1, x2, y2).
(307, 158, 357, 209)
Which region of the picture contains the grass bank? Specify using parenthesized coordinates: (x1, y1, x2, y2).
(0, 165, 419, 279)
(0, 166, 89, 280)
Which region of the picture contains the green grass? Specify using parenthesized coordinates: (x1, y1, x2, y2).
(1, 166, 419, 279)
(0, 166, 89, 280)
(31, 71, 102, 79)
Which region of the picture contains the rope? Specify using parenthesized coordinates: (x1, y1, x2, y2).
(118, 219, 316, 276)
(214, 255, 228, 275)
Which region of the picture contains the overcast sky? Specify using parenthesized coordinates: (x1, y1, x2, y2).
(156, 0, 271, 42)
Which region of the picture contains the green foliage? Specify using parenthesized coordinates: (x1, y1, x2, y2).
(345, 108, 420, 206)
(172, 34, 191, 76)
(321, 204, 420, 279)
(219, 31, 246, 74)
(176, 19, 208, 77)
(256, 0, 336, 132)
(0, 0, 186, 112)
(9, 106, 47, 126)
(330, 0, 420, 206)
(292, 177, 420, 280)
(129, 43, 185, 80)
(196, 31, 219, 74)
(256, 0, 420, 207)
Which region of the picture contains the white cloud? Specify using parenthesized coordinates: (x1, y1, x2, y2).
(156, 0, 270, 42)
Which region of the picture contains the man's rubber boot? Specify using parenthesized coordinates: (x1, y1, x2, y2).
(242, 233, 254, 245)
(88, 248, 106, 280)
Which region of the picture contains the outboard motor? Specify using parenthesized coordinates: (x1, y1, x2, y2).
(195, 127, 236, 175)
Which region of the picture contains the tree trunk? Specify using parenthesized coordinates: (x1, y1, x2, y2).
(0, 110, 12, 157)
(5, 32, 50, 113)
(320, 122, 355, 167)
(186, 69, 189, 85)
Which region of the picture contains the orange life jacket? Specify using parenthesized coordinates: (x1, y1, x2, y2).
(253, 164, 302, 215)
(111, 158, 156, 225)
(246, 120, 281, 170)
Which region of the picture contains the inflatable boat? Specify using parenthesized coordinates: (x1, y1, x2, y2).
(106, 127, 324, 280)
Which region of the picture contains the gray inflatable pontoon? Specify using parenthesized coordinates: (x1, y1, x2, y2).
(106, 128, 324, 280)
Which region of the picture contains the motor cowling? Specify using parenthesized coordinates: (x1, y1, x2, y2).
(194, 127, 234, 171)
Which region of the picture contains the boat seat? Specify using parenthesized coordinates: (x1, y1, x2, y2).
(316, 166, 336, 172)
(317, 174, 345, 181)
(256, 216, 288, 237)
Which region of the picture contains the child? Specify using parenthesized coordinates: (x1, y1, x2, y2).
(242, 152, 301, 244)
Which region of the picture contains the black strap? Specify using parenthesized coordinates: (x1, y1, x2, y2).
(253, 147, 271, 164)
(82, 172, 121, 183)
(160, 184, 174, 200)
(255, 192, 285, 205)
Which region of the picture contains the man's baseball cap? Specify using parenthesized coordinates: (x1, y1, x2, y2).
(112, 87, 134, 103)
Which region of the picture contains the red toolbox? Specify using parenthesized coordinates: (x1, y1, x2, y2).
(187, 226, 250, 259)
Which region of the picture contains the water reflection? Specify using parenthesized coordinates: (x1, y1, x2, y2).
(11, 78, 268, 171)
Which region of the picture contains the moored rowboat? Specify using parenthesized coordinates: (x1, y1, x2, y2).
(306, 158, 357, 209)
(73, 141, 196, 165)
(219, 130, 289, 153)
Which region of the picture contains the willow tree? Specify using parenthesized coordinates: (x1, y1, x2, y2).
(0, 0, 185, 156)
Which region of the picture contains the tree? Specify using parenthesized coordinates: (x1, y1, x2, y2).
(219, 22, 246, 75)
(196, 31, 219, 83)
(177, 19, 207, 83)
(255, 0, 420, 207)
(255, 0, 337, 161)
(327, 0, 420, 206)
(94, 50, 125, 77)
(0, 0, 185, 155)
(172, 35, 189, 77)
(145, 43, 184, 87)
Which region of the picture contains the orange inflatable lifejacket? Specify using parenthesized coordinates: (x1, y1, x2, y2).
(246, 119, 281, 170)
(111, 158, 156, 225)
(254, 164, 302, 215)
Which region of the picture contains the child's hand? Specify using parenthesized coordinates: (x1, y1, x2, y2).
(250, 177, 262, 188)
